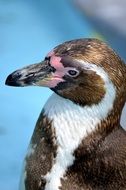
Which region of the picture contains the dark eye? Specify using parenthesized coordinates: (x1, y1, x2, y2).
(67, 70, 79, 77)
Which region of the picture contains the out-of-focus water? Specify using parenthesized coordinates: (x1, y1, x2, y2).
(74, 0, 126, 61)
(0, 1, 94, 189)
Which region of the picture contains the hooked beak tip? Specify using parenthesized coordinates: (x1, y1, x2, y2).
(5, 72, 22, 87)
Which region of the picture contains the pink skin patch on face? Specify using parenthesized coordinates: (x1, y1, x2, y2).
(45, 53, 75, 88)
(45, 50, 65, 87)
(50, 56, 64, 69)
(45, 55, 64, 88)
(45, 77, 64, 88)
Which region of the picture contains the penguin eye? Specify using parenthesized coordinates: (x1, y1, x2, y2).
(67, 69, 79, 77)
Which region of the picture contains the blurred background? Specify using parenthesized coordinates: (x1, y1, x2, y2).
(0, 0, 126, 189)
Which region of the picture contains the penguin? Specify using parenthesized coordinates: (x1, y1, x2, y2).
(6, 38, 126, 190)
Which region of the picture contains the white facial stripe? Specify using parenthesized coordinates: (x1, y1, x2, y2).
(43, 63, 116, 190)
(78, 60, 110, 82)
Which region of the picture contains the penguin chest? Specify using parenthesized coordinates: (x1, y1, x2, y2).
(22, 88, 115, 190)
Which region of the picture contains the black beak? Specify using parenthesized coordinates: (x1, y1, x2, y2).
(5, 61, 52, 87)
(5, 71, 24, 86)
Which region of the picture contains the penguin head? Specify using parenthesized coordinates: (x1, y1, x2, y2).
(5, 38, 126, 107)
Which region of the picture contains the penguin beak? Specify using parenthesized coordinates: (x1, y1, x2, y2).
(5, 60, 60, 87)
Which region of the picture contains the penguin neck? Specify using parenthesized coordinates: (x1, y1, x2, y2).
(44, 83, 116, 151)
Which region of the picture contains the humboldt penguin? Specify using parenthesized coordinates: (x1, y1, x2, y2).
(6, 38, 126, 190)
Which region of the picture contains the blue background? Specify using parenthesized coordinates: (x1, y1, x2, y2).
(0, 1, 94, 189)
